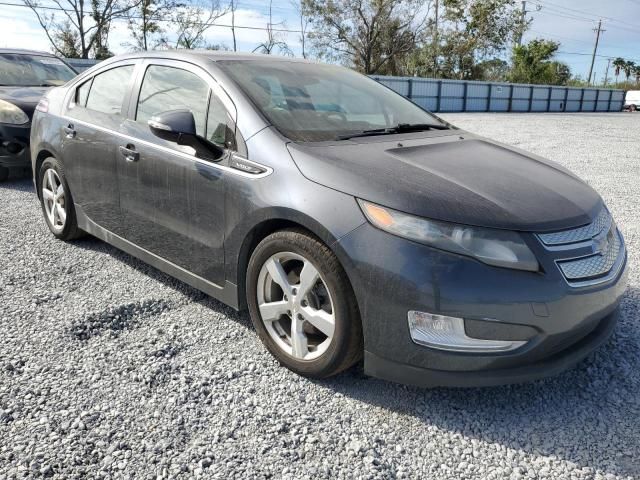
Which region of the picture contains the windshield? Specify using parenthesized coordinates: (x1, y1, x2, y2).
(0, 53, 76, 87)
(217, 60, 447, 142)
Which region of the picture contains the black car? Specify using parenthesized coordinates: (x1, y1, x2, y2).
(30, 51, 627, 387)
(0, 49, 77, 181)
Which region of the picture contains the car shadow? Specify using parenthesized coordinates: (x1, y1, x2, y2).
(71, 235, 252, 330)
(66, 230, 640, 477)
(319, 287, 640, 478)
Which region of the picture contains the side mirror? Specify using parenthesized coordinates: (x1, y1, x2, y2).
(148, 109, 196, 142)
(148, 109, 224, 161)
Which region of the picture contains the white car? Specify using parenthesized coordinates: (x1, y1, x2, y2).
(624, 90, 640, 111)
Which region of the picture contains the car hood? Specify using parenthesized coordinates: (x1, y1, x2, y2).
(0, 86, 49, 119)
(286, 133, 603, 232)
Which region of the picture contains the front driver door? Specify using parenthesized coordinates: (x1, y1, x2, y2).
(117, 60, 237, 288)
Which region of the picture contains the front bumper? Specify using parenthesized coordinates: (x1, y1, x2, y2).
(366, 309, 619, 387)
(0, 123, 31, 168)
(336, 223, 628, 387)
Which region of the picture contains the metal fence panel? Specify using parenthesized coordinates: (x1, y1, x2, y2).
(371, 75, 627, 113)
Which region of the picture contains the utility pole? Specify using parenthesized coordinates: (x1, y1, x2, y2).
(231, 0, 237, 52)
(519, 1, 526, 46)
(603, 57, 611, 86)
(517, 1, 526, 46)
(517, 1, 540, 46)
(433, 0, 439, 77)
(588, 20, 605, 86)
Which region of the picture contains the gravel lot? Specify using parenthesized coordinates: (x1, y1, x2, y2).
(1, 112, 639, 480)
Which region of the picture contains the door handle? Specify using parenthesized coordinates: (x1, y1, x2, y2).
(63, 124, 76, 138)
(119, 144, 139, 162)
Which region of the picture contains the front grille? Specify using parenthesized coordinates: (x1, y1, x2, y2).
(538, 208, 611, 246)
(537, 208, 625, 285)
(557, 229, 622, 281)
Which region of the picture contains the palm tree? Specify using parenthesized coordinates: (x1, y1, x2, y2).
(613, 57, 626, 84)
(623, 61, 635, 83)
(634, 65, 640, 85)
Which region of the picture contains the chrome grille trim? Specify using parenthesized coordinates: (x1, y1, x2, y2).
(538, 209, 611, 246)
(557, 230, 622, 283)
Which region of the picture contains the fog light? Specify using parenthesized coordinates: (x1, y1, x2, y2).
(408, 311, 526, 353)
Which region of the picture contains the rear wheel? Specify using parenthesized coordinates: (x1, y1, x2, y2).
(246, 229, 362, 378)
(38, 158, 84, 240)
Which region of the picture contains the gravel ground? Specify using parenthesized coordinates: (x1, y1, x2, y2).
(1, 112, 639, 480)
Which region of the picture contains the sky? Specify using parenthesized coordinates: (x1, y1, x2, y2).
(0, 0, 639, 84)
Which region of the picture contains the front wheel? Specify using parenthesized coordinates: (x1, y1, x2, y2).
(38, 158, 84, 240)
(246, 229, 363, 378)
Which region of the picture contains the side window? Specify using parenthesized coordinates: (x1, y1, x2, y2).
(136, 65, 209, 136)
(207, 95, 236, 150)
(85, 65, 134, 115)
(75, 79, 92, 107)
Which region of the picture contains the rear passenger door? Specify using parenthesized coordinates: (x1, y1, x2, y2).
(63, 62, 137, 234)
(118, 59, 240, 287)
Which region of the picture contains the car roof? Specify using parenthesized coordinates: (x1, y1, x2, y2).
(0, 48, 59, 57)
(101, 50, 316, 65)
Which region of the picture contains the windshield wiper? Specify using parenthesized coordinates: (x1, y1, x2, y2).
(337, 122, 450, 140)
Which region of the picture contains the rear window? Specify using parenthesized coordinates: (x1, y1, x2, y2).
(75, 79, 92, 107)
(85, 65, 135, 116)
(0, 53, 76, 87)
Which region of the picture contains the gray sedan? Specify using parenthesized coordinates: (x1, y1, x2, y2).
(29, 51, 627, 387)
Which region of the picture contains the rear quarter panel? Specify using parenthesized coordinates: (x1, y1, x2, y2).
(30, 86, 69, 178)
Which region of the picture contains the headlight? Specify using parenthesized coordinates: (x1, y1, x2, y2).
(0, 99, 29, 124)
(358, 199, 539, 271)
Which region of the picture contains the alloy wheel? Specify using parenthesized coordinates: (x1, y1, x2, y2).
(42, 168, 66, 232)
(256, 252, 335, 361)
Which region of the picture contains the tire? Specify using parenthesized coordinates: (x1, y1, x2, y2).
(246, 229, 363, 378)
(37, 157, 84, 240)
(0, 166, 8, 182)
(630, 104, 637, 112)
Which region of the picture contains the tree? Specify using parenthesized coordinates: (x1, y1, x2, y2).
(302, 0, 430, 74)
(613, 57, 626, 84)
(229, 0, 237, 51)
(623, 61, 635, 83)
(473, 58, 509, 81)
(291, 0, 310, 58)
(435, 0, 528, 80)
(174, 0, 227, 49)
(52, 21, 81, 58)
(23, 0, 142, 58)
(252, 1, 293, 56)
(125, 0, 177, 51)
(508, 39, 571, 85)
(634, 64, 640, 85)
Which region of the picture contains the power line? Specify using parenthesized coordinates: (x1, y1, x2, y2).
(527, 28, 631, 51)
(556, 50, 640, 63)
(529, 6, 640, 37)
(0, 1, 305, 33)
(534, 0, 637, 29)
